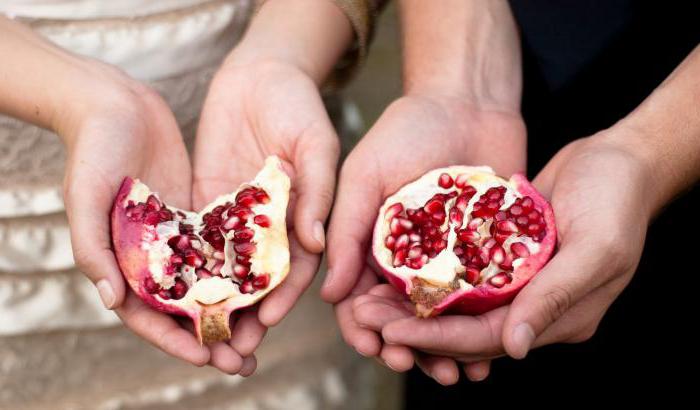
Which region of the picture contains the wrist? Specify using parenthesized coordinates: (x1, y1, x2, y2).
(222, 0, 353, 85)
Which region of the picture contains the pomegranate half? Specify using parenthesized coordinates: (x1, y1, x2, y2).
(111, 156, 290, 343)
(372, 166, 556, 317)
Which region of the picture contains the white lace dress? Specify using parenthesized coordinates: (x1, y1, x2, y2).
(0, 1, 396, 408)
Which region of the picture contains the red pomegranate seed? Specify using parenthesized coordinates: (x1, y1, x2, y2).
(240, 280, 255, 294)
(158, 289, 172, 299)
(393, 248, 407, 267)
(390, 218, 405, 235)
(438, 173, 454, 189)
(455, 174, 470, 188)
(395, 234, 410, 250)
(499, 254, 513, 270)
(516, 216, 529, 226)
(434, 239, 448, 252)
(184, 250, 204, 268)
(409, 233, 422, 243)
(510, 242, 530, 258)
(158, 209, 173, 222)
(169, 254, 183, 266)
(527, 223, 543, 235)
(233, 228, 255, 243)
(496, 220, 518, 233)
(494, 231, 511, 244)
(528, 210, 541, 221)
(490, 244, 506, 264)
(465, 267, 480, 284)
(237, 194, 256, 208)
(521, 196, 534, 210)
(509, 205, 523, 216)
(211, 262, 223, 276)
(488, 272, 512, 288)
(408, 246, 423, 259)
(234, 242, 256, 256)
(494, 211, 507, 222)
(143, 277, 160, 294)
(488, 190, 502, 201)
(171, 280, 188, 299)
(195, 268, 212, 279)
(233, 264, 250, 280)
(253, 274, 270, 289)
(385, 235, 396, 250)
(146, 195, 161, 211)
(483, 238, 497, 249)
(457, 229, 480, 243)
(431, 209, 446, 223)
(253, 214, 271, 227)
(213, 251, 225, 261)
(424, 199, 444, 215)
(467, 217, 484, 230)
(231, 207, 253, 221)
(236, 255, 251, 266)
(385, 203, 404, 221)
(211, 205, 225, 216)
(143, 212, 160, 226)
(222, 216, 242, 230)
(449, 207, 463, 225)
(254, 190, 270, 204)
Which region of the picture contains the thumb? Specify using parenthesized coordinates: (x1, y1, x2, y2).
(292, 125, 340, 254)
(64, 171, 126, 310)
(502, 237, 607, 359)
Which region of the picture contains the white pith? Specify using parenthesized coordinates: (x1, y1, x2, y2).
(374, 166, 541, 289)
(124, 156, 290, 309)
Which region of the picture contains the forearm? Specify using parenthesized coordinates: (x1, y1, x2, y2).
(612, 45, 700, 215)
(0, 16, 143, 143)
(225, 0, 354, 85)
(399, 0, 522, 112)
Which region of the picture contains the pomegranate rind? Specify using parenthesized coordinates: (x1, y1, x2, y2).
(372, 166, 556, 317)
(111, 157, 290, 343)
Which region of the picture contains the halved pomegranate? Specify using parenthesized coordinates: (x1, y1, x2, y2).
(111, 156, 290, 343)
(372, 166, 556, 317)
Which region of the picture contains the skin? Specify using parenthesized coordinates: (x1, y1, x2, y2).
(0, 0, 352, 375)
(337, 2, 700, 383)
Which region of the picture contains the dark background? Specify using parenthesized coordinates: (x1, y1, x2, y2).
(398, 1, 700, 405)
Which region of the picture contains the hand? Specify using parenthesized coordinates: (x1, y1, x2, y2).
(59, 64, 218, 367)
(323, 93, 526, 381)
(353, 131, 653, 383)
(192, 58, 340, 373)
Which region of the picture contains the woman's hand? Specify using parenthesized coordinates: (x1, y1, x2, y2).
(353, 131, 654, 383)
(192, 58, 340, 371)
(323, 93, 526, 380)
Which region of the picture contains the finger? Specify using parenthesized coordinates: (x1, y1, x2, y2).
(208, 341, 243, 374)
(334, 269, 381, 357)
(382, 307, 507, 357)
(322, 160, 382, 303)
(368, 284, 407, 300)
(463, 360, 491, 382)
(292, 125, 340, 253)
(415, 354, 460, 386)
(258, 236, 320, 326)
(64, 175, 126, 309)
(116, 293, 210, 366)
(353, 294, 414, 331)
(229, 310, 267, 357)
(239, 355, 258, 377)
(502, 238, 610, 359)
(380, 344, 414, 372)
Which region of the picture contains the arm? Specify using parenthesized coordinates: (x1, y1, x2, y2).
(324, 0, 526, 385)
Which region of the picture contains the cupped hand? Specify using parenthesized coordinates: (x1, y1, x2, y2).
(353, 131, 654, 383)
(192, 59, 340, 372)
(322, 93, 526, 381)
(59, 64, 216, 366)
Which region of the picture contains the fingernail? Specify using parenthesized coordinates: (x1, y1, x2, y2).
(96, 279, 115, 309)
(511, 323, 535, 359)
(312, 220, 325, 249)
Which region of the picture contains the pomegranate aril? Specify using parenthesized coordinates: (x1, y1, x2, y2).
(185, 250, 204, 268)
(424, 199, 444, 215)
(408, 246, 423, 259)
(438, 173, 454, 189)
(455, 174, 470, 189)
(528, 210, 541, 221)
(455, 195, 470, 212)
(434, 239, 447, 252)
(253, 274, 270, 290)
(516, 216, 529, 226)
(196, 268, 212, 279)
(211, 205, 225, 216)
(169, 254, 183, 266)
(509, 205, 523, 216)
(449, 207, 463, 226)
(510, 242, 530, 258)
(253, 215, 271, 228)
(222, 216, 242, 230)
(499, 254, 513, 270)
(385, 203, 404, 221)
(158, 209, 173, 222)
(158, 289, 172, 299)
(490, 244, 506, 264)
(236, 194, 257, 208)
(521, 196, 534, 210)
(171, 280, 188, 299)
(393, 249, 407, 267)
(236, 255, 251, 266)
(233, 228, 255, 243)
(527, 223, 543, 236)
(143, 277, 160, 294)
(254, 190, 270, 204)
(488, 272, 512, 288)
(483, 238, 497, 249)
(395, 234, 410, 250)
(465, 267, 480, 284)
(409, 233, 422, 243)
(494, 231, 511, 244)
(240, 280, 255, 294)
(385, 235, 396, 250)
(143, 212, 160, 226)
(168, 235, 190, 251)
(234, 242, 256, 256)
(213, 251, 225, 261)
(467, 218, 484, 230)
(457, 229, 480, 243)
(126, 204, 146, 221)
(146, 195, 161, 211)
(211, 262, 223, 276)
(496, 220, 518, 233)
(233, 264, 250, 280)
